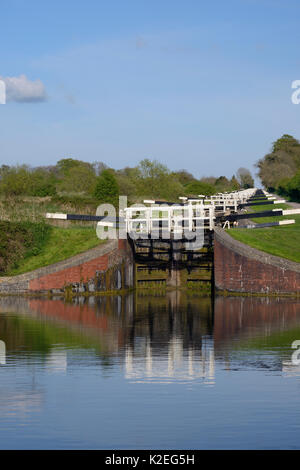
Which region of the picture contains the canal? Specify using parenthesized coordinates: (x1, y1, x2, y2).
(0, 293, 300, 449)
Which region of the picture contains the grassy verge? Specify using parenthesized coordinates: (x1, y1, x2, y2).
(0, 194, 100, 223)
(247, 202, 290, 223)
(228, 201, 300, 263)
(1, 223, 104, 276)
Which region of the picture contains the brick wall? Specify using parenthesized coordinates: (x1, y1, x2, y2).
(0, 238, 134, 294)
(214, 228, 300, 294)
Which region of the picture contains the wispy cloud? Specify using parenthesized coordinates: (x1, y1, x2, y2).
(0, 74, 47, 103)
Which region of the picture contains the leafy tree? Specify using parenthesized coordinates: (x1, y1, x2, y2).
(230, 175, 240, 190)
(56, 158, 83, 176)
(172, 169, 195, 186)
(56, 158, 96, 195)
(272, 134, 300, 153)
(134, 159, 184, 200)
(236, 167, 254, 189)
(57, 165, 96, 194)
(286, 170, 300, 201)
(0, 165, 32, 196)
(256, 134, 300, 191)
(185, 180, 215, 196)
(94, 170, 119, 205)
(28, 169, 57, 196)
(92, 161, 108, 176)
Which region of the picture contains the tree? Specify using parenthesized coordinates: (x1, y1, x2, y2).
(30, 168, 57, 196)
(55, 158, 97, 194)
(92, 161, 108, 176)
(57, 165, 96, 194)
(272, 134, 300, 153)
(94, 170, 119, 205)
(215, 176, 231, 192)
(185, 180, 215, 196)
(56, 158, 83, 176)
(135, 159, 184, 199)
(0, 165, 32, 196)
(286, 170, 300, 201)
(230, 175, 240, 190)
(172, 169, 195, 186)
(256, 134, 300, 191)
(236, 168, 254, 189)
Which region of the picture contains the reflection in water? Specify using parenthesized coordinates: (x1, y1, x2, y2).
(0, 294, 300, 381)
(0, 390, 43, 419)
(46, 348, 67, 373)
(0, 339, 5, 365)
(124, 338, 215, 384)
(0, 293, 300, 448)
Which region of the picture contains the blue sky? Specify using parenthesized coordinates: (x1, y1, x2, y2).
(1, 0, 300, 181)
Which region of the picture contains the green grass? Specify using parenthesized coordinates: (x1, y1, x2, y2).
(247, 202, 290, 223)
(228, 201, 300, 262)
(6, 225, 104, 276)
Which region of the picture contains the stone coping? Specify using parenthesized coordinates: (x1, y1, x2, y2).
(215, 227, 300, 274)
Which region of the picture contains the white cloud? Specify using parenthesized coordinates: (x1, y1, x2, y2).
(0, 74, 47, 103)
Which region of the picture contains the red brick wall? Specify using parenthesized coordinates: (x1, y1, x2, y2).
(29, 254, 109, 291)
(214, 230, 300, 294)
(27, 239, 134, 292)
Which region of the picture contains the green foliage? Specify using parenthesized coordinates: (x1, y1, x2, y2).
(230, 175, 240, 190)
(272, 134, 300, 153)
(57, 165, 96, 194)
(0, 166, 57, 197)
(229, 214, 300, 263)
(0, 165, 32, 196)
(172, 170, 195, 186)
(51, 193, 99, 211)
(56, 158, 96, 195)
(0, 156, 253, 206)
(236, 167, 254, 189)
(0, 221, 51, 274)
(285, 170, 300, 201)
(29, 169, 57, 196)
(185, 180, 215, 196)
(56, 158, 85, 175)
(94, 170, 119, 205)
(133, 159, 184, 200)
(7, 226, 102, 276)
(257, 134, 300, 194)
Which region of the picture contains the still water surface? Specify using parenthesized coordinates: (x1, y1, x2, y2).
(0, 293, 300, 449)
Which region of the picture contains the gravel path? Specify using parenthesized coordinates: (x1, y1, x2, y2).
(288, 201, 300, 209)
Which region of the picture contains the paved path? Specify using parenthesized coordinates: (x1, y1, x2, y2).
(288, 201, 300, 209)
(268, 193, 300, 208)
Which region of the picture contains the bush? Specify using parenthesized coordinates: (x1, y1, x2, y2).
(94, 170, 119, 206)
(185, 181, 215, 196)
(0, 221, 51, 274)
(287, 170, 300, 201)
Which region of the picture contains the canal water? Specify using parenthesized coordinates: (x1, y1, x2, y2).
(0, 293, 300, 449)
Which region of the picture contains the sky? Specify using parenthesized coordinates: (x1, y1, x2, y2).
(1, 0, 300, 182)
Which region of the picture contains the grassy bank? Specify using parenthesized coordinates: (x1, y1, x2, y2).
(228, 202, 300, 263)
(0, 194, 100, 223)
(0, 221, 103, 276)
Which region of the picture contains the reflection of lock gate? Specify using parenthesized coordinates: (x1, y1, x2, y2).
(0, 340, 6, 365)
